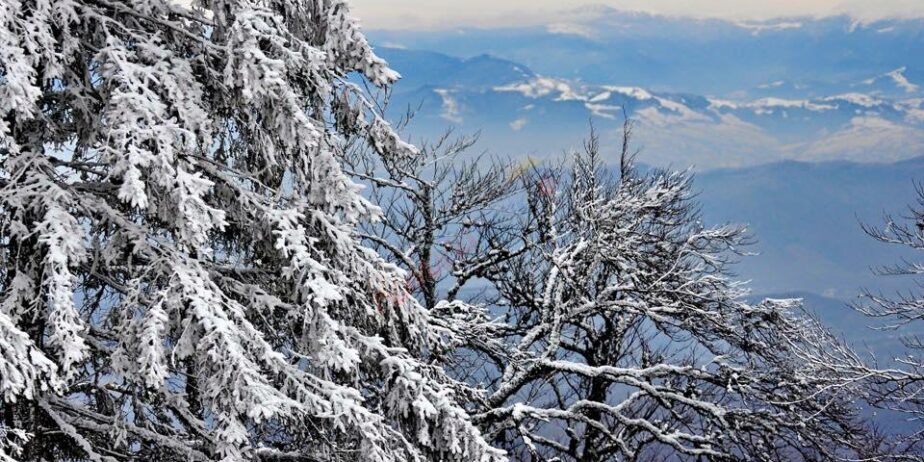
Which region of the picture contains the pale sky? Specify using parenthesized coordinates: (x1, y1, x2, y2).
(350, 0, 924, 30)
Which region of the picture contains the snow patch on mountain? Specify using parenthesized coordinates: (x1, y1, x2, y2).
(861, 67, 919, 94)
(497, 77, 720, 124)
(604, 86, 655, 101)
(887, 67, 919, 93)
(656, 97, 711, 120)
(496, 77, 585, 100)
(822, 93, 884, 108)
(389, 57, 924, 167)
(708, 99, 740, 110)
(636, 106, 709, 126)
(585, 103, 621, 119)
(491, 75, 924, 137)
(746, 98, 836, 114)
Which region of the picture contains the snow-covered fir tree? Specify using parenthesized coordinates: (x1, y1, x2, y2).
(0, 1, 504, 461)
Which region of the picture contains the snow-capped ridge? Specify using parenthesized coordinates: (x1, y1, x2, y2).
(821, 93, 885, 108)
(861, 67, 919, 94)
(747, 98, 836, 113)
(493, 76, 916, 124)
(495, 77, 587, 101)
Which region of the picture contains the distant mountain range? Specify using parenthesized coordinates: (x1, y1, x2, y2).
(370, 8, 924, 96)
(695, 157, 924, 298)
(369, 10, 924, 169)
(366, 11, 924, 363)
(374, 46, 924, 169)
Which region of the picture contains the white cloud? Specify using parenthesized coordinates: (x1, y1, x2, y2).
(794, 116, 924, 162)
(630, 111, 782, 168)
(733, 21, 803, 35)
(351, 0, 924, 30)
(433, 89, 463, 124)
(618, 105, 924, 167)
(381, 42, 408, 50)
(510, 118, 528, 131)
(546, 22, 598, 39)
(907, 109, 924, 124)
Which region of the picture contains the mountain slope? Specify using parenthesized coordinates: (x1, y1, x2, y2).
(376, 46, 924, 169)
(370, 10, 924, 96)
(697, 157, 924, 297)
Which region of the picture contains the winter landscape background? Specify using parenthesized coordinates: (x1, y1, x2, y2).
(358, 7, 924, 358)
(5, 1, 924, 459)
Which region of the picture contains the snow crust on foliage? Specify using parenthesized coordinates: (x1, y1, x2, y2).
(0, 0, 502, 460)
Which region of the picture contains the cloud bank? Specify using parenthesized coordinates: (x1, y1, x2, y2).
(351, 0, 924, 30)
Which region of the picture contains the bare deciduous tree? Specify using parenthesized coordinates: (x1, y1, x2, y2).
(355, 119, 876, 460)
(855, 184, 924, 455)
(345, 127, 521, 311)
